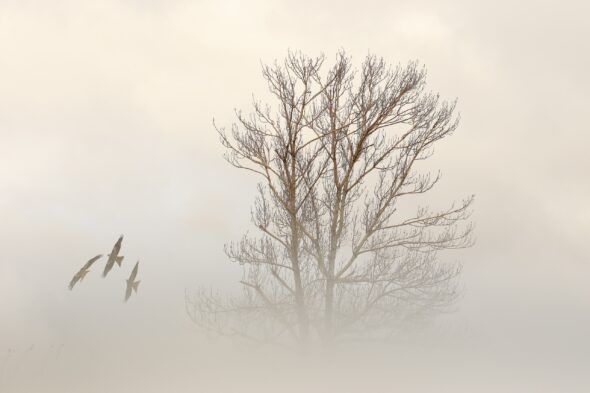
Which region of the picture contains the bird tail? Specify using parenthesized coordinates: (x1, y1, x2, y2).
(132, 281, 140, 293)
(116, 256, 124, 266)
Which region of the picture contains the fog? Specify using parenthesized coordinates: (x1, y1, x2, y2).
(1, 0, 589, 391)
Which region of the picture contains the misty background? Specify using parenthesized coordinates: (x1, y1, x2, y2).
(1, 0, 588, 391)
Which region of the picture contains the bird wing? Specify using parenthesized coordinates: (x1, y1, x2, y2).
(68, 275, 80, 290)
(124, 281, 133, 302)
(128, 261, 139, 282)
(112, 235, 123, 255)
(81, 254, 103, 271)
(102, 256, 116, 277)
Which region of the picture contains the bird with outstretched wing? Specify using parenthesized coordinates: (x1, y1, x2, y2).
(124, 261, 141, 302)
(103, 235, 124, 277)
(68, 254, 103, 290)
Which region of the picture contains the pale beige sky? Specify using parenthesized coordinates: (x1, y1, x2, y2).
(1, 0, 589, 391)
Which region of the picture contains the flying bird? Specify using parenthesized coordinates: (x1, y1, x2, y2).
(124, 261, 141, 302)
(103, 235, 125, 277)
(68, 254, 103, 290)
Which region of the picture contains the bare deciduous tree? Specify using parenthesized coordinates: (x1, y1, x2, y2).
(187, 51, 474, 346)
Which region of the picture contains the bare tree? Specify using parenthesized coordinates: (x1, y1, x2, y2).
(187, 51, 474, 347)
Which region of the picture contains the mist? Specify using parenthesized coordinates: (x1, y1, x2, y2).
(1, 0, 589, 391)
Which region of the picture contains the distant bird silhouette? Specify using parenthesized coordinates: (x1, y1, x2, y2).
(68, 254, 103, 290)
(124, 261, 141, 302)
(103, 235, 125, 277)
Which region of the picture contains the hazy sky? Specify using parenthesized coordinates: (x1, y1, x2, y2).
(1, 0, 589, 391)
